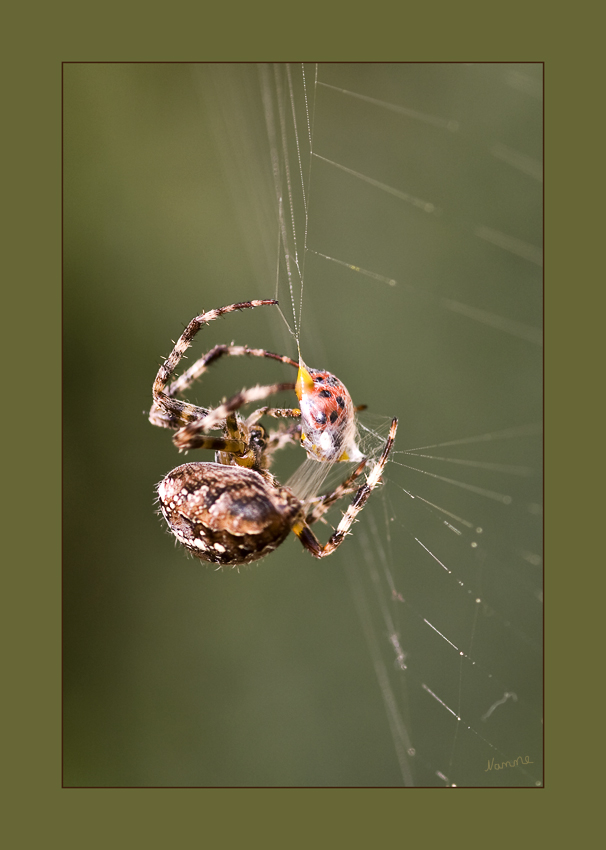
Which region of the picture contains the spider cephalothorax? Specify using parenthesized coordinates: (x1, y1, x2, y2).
(150, 299, 397, 566)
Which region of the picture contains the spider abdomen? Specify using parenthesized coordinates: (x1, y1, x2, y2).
(158, 462, 303, 566)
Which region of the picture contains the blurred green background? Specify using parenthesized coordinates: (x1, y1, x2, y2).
(63, 63, 542, 786)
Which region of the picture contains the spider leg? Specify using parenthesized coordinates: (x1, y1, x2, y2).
(168, 344, 298, 399)
(173, 382, 296, 449)
(305, 459, 368, 526)
(195, 383, 296, 431)
(262, 422, 303, 459)
(149, 399, 209, 431)
(246, 406, 301, 426)
(172, 434, 248, 454)
(151, 299, 280, 430)
(292, 418, 398, 558)
(151, 360, 301, 432)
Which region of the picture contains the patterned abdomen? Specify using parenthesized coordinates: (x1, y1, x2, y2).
(158, 462, 303, 566)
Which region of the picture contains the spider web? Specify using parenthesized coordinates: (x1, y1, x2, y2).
(198, 63, 543, 787)
(63, 62, 543, 787)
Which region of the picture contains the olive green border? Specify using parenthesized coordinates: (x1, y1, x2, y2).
(6, 0, 593, 844)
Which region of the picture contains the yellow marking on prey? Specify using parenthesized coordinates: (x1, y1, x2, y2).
(295, 359, 315, 401)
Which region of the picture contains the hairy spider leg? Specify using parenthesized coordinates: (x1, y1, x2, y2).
(305, 459, 368, 525)
(170, 434, 249, 454)
(263, 420, 304, 458)
(173, 381, 298, 449)
(246, 406, 302, 425)
(292, 418, 398, 558)
(168, 344, 298, 399)
(172, 406, 305, 468)
(151, 299, 281, 431)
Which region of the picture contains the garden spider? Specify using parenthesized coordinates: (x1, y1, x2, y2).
(150, 299, 398, 566)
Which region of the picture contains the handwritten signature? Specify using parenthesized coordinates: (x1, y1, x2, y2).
(485, 756, 533, 772)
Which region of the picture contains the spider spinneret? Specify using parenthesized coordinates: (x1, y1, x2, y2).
(150, 299, 397, 566)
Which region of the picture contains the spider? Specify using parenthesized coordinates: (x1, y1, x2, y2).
(149, 299, 398, 566)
